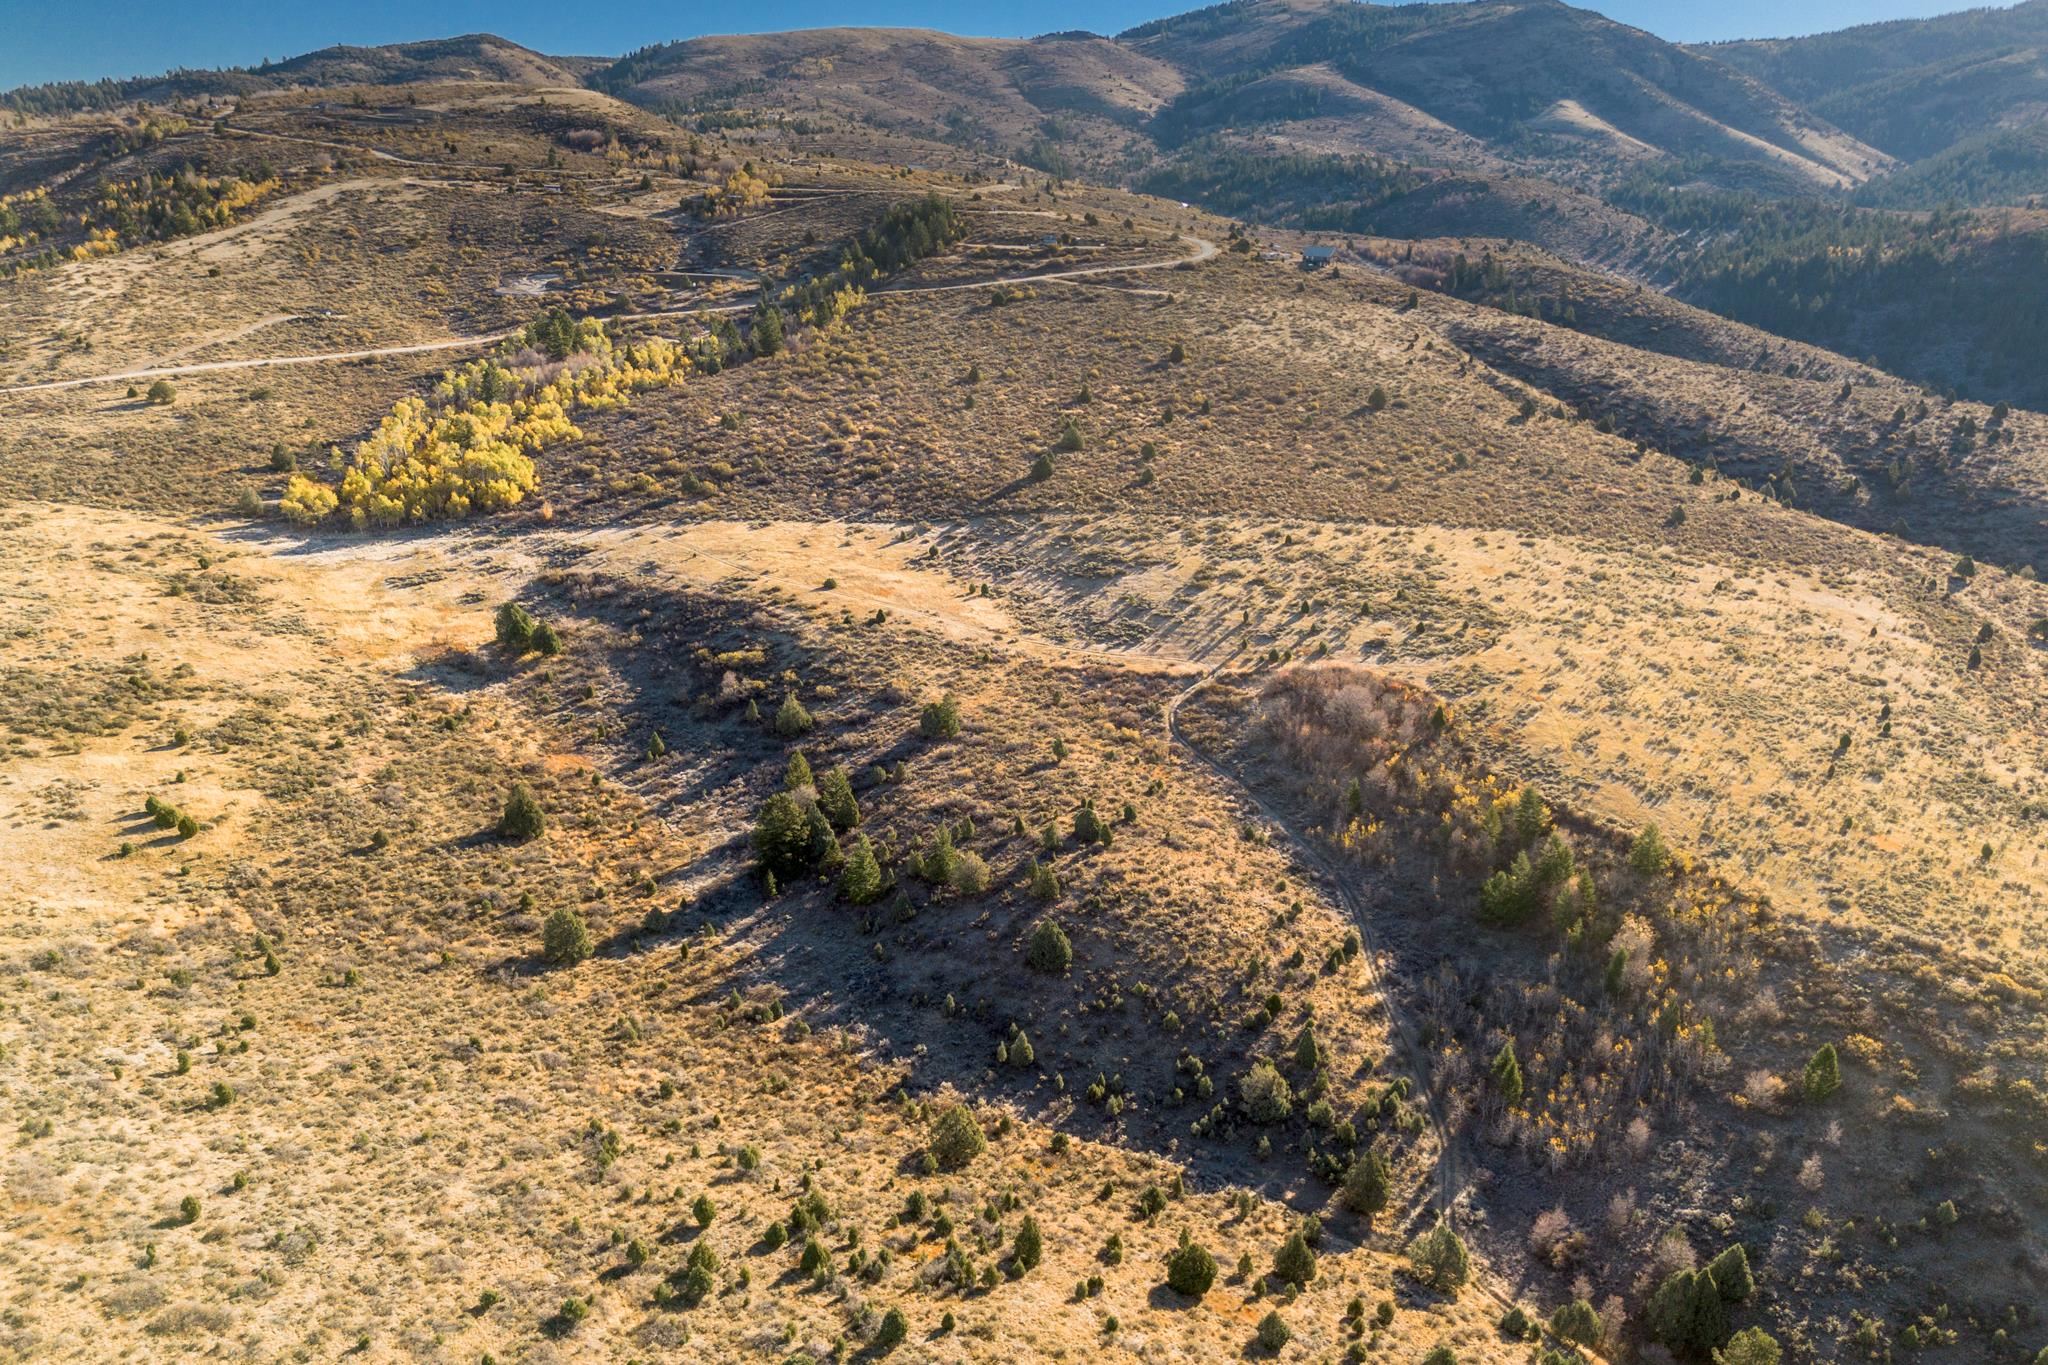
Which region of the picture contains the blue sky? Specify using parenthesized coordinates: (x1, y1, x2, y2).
(0, 0, 2011, 90)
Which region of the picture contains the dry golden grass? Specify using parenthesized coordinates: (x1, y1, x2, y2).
(6, 85, 2048, 1365)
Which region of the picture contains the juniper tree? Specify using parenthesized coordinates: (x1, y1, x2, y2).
(1165, 1231, 1217, 1297)
(1406, 1222, 1469, 1293)
(874, 1307, 909, 1352)
(541, 906, 593, 965)
(1706, 1243, 1753, 1301)
(1648, 1268, 1729, 1355)
(1341, 1146, 1391, 1220)
(919, 694, 962, 739)
(1292, 1021, 1325, 1074)
(1550, 1299, 1600, 1347)
(495, 603, 537, 650)
(929, 1104, 986, 1170)
(1716, 1328, 1782, 1365)
(499, 783, 545, 840)
(785, 750, 814, 790)
(1012, 1215, 1043, 1272)
(1273, 1229, 1317, 1288)
(1256, 1311, 1291, 1351)
(1027, 918, 1073, 973)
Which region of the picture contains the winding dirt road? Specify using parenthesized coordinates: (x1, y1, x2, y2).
(0, 229, 1217, 399)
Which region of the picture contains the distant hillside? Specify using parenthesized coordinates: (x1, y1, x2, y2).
(586, 0, 1892, 195)
(1706, 1, 2048, 162)
(1123, 0, 1891, 190)
(1, 35, 594, 116)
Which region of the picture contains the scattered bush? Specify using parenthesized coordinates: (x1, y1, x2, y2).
(919, 694, 962, 740)
(499, 782, 545, 840)
(1341, 1146, 1390, 1219)
(949, 850, 991, 895)
(1026, 919, 1073, 973)
(1550, 1299, 1601, 1347)
(1256, 1311, 1291, 1352)
(929, 1104, 987, 1170)
(1406, 1223, 1470, 1293)
(1273, 1229, 1316, 1287)
(874, 1307, 908, 1352)
(1166, 1232, 1217, 1297)
(541, 906, 593, 965)
(1240, 1060, 1293, 1123)
(494, 603, 536, 651)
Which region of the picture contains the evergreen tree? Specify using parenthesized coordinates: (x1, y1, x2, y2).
(1256, 1311, 1292, 1351)
(752, 301, 784, 356)
(1341, 1146, 1391, 1220)
(1649, 1269, 1731, 1355)
(541, 906, 592, 965)
(775, 694, 814, 737)
(784, 750, 814, 790)
(816, 765, 860, 828)
(1550, 1299, 1601, 1347)
(1166, 1231, 1217, 1297)
(753, 791, 813, 879)
(1490, 1040, 1524, 1108)
(840, 834, 883, 905)
(930, 1103, 986, 1170)
(1630, 822, 1670, 875)
(874, 1307, 909, 1353)
(494, 602, 536, 651)
(1012, 1215, 1042, 1272)
(1706, 1244, 1754, 1301)
(499, 782, 545, 840)
(1405, 1223, 1469, 1293)
(1513, 785, 1549, 844)
(1027, 918, 1073, 973)
(919, 694, 962, 739)
(805, 802, 841, 872)
(1715, 1328, 1781, 1365)
(1292, 1022, 1325, 1074)
(1273, 1229, 1317, 1288)
(1803, 1043, 1841, 1102)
